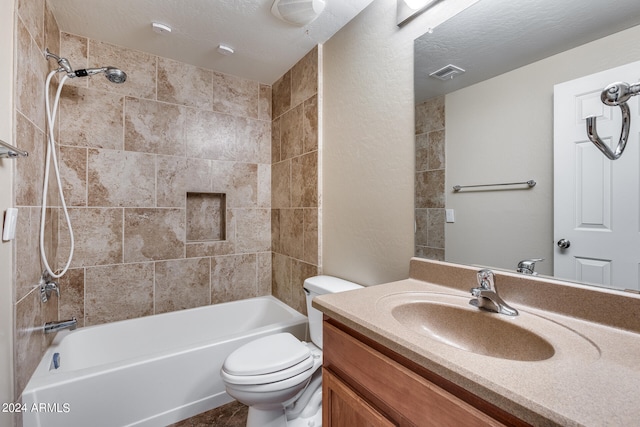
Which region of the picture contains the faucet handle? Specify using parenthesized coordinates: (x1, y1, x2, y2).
(476, 269, 495, 290)
(517, 258, 544, 275)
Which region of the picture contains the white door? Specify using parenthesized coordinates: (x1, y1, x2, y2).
(554, 60, 640, 291)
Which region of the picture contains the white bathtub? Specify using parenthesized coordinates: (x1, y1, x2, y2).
(22, 296, 307, 427)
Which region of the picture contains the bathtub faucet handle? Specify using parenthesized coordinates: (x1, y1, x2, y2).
(39, 270, 60, 303)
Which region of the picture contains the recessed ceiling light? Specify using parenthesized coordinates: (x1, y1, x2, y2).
(151, 22, 172, 34)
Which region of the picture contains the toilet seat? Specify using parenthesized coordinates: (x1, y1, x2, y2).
(221, 333, 314, 385)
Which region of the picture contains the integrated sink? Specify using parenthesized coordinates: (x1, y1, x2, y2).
(391, 301, 554, 361)
(377, 292, 601, 362)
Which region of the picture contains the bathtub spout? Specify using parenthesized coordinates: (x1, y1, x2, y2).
(44, 317, 77, 334)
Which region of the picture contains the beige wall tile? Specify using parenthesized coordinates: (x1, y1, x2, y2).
(85, 263, 154, 325)
(89, 40, 156, 99)
(291, 46, 318, 106)
(272, 71, 291, 119)
(231, 163, 258, 208)
(59, 32, 88, 89)
(58, 268, 85, 327)
(428, 129, 445, 170)
(15, 208, 42, 301)
(415, 133, 429, 172)
(44, 3, 60, 70)
(158, 57, 212, 109)
(125, 97, 186, 156)
(271, 160, 290, 208)
(257, 164, 271, 208)
(236, 117, 271, 164)
(211, 254, 258, 304)
(416, 170, 445, 209)
(87, 149, 155, 207)
(303, 208, 318, 265)
(280, 208, 303, 260)
(157, 156, 187, 208)
(271, 117, 281, 163)
(124, 208, 185, 262)
(427, 208, 445, 248)
(60, 146, 87, 206)
(259, 84, 272, 121)
(155, 258, 210, 313)
(271, 209, 281, 253)
(415, 96, 445, 135)
(212, 72, 259, 118)
(59, 86, 124, 149)
(280, 104, 303, 160)
(235, 208, 270, 254)
(59, 208, 123, 267)
(17, 0, 44, 51)
(16, 19, 47, 130)
(271, 252, 291, 304)
(15, 288, 56, 397)
(257, 252, 272, 296)
(303, 95, 318, 153)
(185, 110, 236, 160)
(15, 112, 44, 206)
(291, 152, 317, 208)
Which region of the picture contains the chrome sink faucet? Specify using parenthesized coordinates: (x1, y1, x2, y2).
(469, 269, 518, 316)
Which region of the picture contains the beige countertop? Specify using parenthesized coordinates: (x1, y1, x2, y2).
(313, 258, 640, 427)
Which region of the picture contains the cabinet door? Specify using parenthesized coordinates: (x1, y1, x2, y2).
(323, 368, 397, 427)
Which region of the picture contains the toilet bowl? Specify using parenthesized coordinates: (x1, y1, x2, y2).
(220, 275, 362, 427)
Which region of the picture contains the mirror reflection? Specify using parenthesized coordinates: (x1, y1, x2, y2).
(414, 0, 640, 291)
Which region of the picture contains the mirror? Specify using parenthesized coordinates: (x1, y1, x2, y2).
(414, 0, 640, 291)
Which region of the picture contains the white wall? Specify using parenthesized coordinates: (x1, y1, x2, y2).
(445, 24, 640, 276)
(0, 0, 15, 423)
(321, 0, 477, 285)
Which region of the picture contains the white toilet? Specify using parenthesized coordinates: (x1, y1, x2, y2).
(220, 275, 362, 427)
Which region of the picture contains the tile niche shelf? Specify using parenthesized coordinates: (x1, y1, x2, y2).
(186, 192, 226, 242)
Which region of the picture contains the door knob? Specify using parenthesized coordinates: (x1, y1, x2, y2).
(557, 239, 571, 249)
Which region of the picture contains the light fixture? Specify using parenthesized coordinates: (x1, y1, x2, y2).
(217, 44, 235, 56)
(151, 22, 172, 34)
(271, 0, 326, 27)
(397, 0, 443, 27)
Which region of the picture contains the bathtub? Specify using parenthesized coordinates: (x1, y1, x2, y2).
(22, 296, 307, 427)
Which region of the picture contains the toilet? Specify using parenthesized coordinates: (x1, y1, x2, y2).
(220, 275, 362, 427)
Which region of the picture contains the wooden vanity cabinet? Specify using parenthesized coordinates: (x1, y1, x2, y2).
(322, 318, 529, 427)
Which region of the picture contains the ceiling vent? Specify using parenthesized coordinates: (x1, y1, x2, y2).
(271, 0, 326, 26)
(429, 64, 466, 81)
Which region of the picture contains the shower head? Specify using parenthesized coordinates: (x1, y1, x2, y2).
(72, 67, 127, 84)
(45, 49, 127, 84)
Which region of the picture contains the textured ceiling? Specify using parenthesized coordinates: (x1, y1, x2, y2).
(415, 0, 640, 103)
(48, 0, 374, 85)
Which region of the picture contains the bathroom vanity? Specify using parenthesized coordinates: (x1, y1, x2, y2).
(314, 258, 640, 426)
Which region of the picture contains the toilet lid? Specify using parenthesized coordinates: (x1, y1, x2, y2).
(223, 333, 312, 376)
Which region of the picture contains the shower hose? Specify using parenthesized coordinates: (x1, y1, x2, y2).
(40, 70, 74, 279)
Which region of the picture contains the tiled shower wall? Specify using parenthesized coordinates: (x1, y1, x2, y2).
(415, 96, 445, 260)
(13, 0, 61, 399)
(271, 47, 319, 314)
(13, 0, 320, 402)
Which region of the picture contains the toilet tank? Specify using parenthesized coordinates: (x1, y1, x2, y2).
(304, 275, 362, 349)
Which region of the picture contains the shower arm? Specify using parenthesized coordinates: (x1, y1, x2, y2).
(586, 81, 640, 161)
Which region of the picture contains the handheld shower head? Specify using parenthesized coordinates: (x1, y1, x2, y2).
(104, 67, 127, 84)
(72, 67, 127, 84)
(45, 49, 127, 84)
